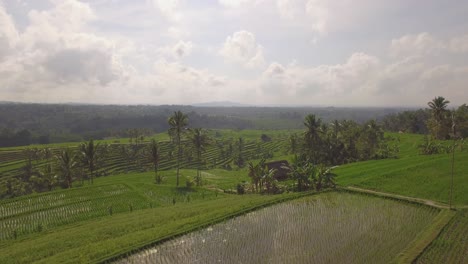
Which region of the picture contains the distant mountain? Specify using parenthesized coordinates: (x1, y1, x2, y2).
(191, 101, 250, 107)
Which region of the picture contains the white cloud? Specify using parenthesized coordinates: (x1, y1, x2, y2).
(0, 0, 128, 101)
(158, 40, 193, 59)
(276, 0, 401, 35)
(390, 32, 444, 58)
(260, 52, 380, 100)
(1, 1, 468, 106)
(449, 34, 468, 53)
(420, 65, 468, 97)
(218, 0, 251, 8)
(220, 30, 265, 69)
(0, 4, 20, 61)
(149, 0, 181, 21)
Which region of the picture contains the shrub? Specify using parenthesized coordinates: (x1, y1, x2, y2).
(236, 183, 246, 195)
(185, 177, 194, 189)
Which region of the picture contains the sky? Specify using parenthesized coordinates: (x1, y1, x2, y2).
(1, 0, 468, 107)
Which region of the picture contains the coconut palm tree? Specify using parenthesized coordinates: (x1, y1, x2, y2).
(148, 139, 162, 184)
(56, 149, 77, 188)
(168, 111, 188, 186)
(38, 163, 57, 191)
(303, 114, 323, 163)
(79, 139, 100, 184)
(188, 128, 211, 186)
(428, 96, 450, 139)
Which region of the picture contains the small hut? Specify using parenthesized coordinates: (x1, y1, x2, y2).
(265, 160, 290, 181)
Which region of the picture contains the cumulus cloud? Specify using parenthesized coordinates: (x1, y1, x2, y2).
(1, 1, 468, 106)
(220, 30, 265, 69)
(149, 0, 182, 21)
(159, 40, 193, 59)
(449, 34, 468, 53)
(0, 4, 19, 61)
(0, 0, 126, 102)
(260, 52, 380, 100)
(117, 60, 227, 104)
(277, 0, 392, 35)
(390, 33, 444, 58)
(391, 33, 468, 58)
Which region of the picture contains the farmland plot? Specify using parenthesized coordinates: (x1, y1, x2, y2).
(0, 184, 149, 240)
(118, 192, 439, 264)
(416, 209, 468, 264)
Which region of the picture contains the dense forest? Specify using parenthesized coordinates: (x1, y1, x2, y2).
(0, 103, 404, 147)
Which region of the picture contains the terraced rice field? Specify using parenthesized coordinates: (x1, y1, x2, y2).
(0, 133, 289, 183)
(416, 209, 468, 264)
(0, 180, 221, 240)
(118, 192, 439, 264)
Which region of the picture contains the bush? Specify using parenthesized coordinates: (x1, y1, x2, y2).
(236, 183, 246, 195)
(185, 176, 194, 189)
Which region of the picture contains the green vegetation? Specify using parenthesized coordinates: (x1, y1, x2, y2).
(0, 175, 307, 263)
(1, 98, 467, 263)
(119, 192, 439, 264)
(335, 133, 468, 205)
(416, 209, 468, 264)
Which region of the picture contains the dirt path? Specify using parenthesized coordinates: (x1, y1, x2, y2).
(345, 186, 457, 209)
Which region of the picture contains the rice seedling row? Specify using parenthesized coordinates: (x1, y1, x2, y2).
(119, 192, 439, 264)
(415, 209, 468, 264)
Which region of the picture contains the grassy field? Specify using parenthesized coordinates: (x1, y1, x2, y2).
(0, 130, 467, 263)
(335, 133, 468, 206)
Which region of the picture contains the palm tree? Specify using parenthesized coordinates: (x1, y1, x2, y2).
(168, 111, 188, 186)
(56, 149, 77, 188)
(289, 134, 299, 154)
(317, 165, 336, 190)
(303, 114, 323, 162)
(285, 155, 313, 191)
(38, 163, 57, 191)
(248, 159, 266, 193)
(148, 139, 162, 184)
(42, 147, 53, 162)
(262, 168, 278, 194)
(428, 96, 450, 139)
(189, 128, 211, 186)
(79, 139, 100, 184)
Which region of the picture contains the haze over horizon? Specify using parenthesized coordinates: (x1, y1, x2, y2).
(1, 0, 468, 107)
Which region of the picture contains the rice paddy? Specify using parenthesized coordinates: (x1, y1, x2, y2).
(118, 192, 439, 264)
(415, 209, 468, 264)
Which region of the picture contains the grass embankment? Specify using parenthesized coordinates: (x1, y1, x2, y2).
(336, 133, 468, 206)
(415, 209, 468, 264)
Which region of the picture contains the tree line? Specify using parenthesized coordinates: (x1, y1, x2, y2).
(2, 111, 396, 198)
(0, 103, 403, 147)
(382, 97, 468, 139)
(240, 114, 396, 194)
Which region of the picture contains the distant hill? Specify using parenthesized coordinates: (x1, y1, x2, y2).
(191, 101, 250, 107)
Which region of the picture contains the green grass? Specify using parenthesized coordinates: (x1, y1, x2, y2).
(415, 209, 468, 264)
(396, 209, 456, 264)
(335, 133, 468, 206)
